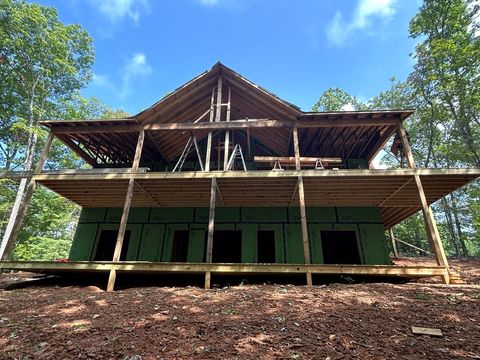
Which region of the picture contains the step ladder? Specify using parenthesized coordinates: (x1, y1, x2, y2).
(172, 136, 204, 172)
(226, 144, 247, 171)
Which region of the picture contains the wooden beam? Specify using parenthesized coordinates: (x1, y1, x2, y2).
(106, 129, 145, 292)
(51, 118, 403, 134)
(254, 156, 343, 164)
(56, 135, 97, 167)
(205, 88, 215, 171)
(0, 261, 448, 279)
(205, 177, 217, 289)
(388, 227, 399, 258)
(0, 131, 55, 260)
(246, 129, 252, 160)
(398, 125, 449, 283)
(292, 127, 301, 171)
(223, 87, 231, 170)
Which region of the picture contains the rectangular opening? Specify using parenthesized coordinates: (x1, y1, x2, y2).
(320, 230, 361, 264)
(171, 230, 190, 262)
(257, 230, 276, 263)
(212, 230, 242, 263)
(94, 230, 131, 261)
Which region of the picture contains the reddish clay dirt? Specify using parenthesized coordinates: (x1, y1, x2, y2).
(1, 258, 479, 360)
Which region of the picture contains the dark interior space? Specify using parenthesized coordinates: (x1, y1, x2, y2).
(212, 230, 242, 263)
(171, 230, 190, 262)
(321, 230, 361, 264)
(94, 230, 131, 261)
(257, 230, 276, 263)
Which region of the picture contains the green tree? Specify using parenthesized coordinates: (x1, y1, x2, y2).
(0, 0, 94, 259)
(312, 87, 365, 112)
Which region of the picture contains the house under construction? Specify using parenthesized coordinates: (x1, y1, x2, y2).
(1, 63, 479, 291)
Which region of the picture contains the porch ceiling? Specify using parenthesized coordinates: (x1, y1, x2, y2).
(36, 169, 479, 228)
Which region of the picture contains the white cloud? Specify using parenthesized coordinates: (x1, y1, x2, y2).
(327, 0, 397, 46)
(90, 0, 150, 23)
(120, 53, 152, 98)
(91, 53, 152, 99)
(341, 103, 356, 111)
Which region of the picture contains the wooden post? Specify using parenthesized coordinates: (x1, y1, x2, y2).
(397, 125, 450, 283)
(223, 87, 231, 170)
(292, 127, 312, 286)
(107, 129, 145, 292)
(205, 177, 217, 289)
(205, 88, 215, 171)
(389, 227, 399, 258)
(0, 131, 55, 260)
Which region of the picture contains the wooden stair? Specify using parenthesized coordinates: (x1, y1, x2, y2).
(449, 269, 466, 284)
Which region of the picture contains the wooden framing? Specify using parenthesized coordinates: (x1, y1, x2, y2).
(388, 227, 399, 258)
(106, 129, 145, 292)
(205, 177, 217, 289)
(397, 125, 450, 283)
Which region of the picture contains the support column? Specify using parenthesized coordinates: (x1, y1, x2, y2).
(223, 87, 231, 170)
(0, 131, 55, 260)
(397, 125, 450, 283)
(205, 177, 217, 289)
(292, 127, 312, 286)
(388, 227, 399, 258)
(107, 129, 145, 292)
(205, 88, 215, 171)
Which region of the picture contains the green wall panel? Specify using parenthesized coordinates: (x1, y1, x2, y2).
(138, 224, 165, 261)
(79, 208, 106, 223)
(337, 207, 381, 223)
(242, 207, 287, 223)
(359, 224, 391, 265)
(238, 224, 257, 263)
(195, 207, 240, 223)
(288, 207, 336, 223)
(346, 159, 368, 169)
(188, 228, 206, 262)
(105, 208, 150, 223)
(284, 224, 304, 264)
(70, 223, 98, 261)
(162, 224, 189, 261)
(258, 223, 285, 263)
(308, 224, 332, 264)
(150, 208, 194, 223)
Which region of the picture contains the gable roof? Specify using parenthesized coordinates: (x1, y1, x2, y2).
(40, 62, 414, 165)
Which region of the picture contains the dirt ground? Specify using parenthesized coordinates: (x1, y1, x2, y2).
(1, 258, 479, 360)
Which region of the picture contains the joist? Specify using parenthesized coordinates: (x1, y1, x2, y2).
(254, 156, 343, 164)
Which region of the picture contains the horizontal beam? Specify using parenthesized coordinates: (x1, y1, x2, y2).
(50, 118, 402, 134)
(0, 261, 447, 277)
(31, 168, 480, 181)
(254, 156, 343, 164)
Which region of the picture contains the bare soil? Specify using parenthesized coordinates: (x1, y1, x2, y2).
(1, 258, 479, 360)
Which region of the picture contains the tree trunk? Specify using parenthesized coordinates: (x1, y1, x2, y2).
(449, 193, 469, 257)
(441, 198, 460, 257)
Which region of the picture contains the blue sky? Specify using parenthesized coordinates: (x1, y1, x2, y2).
(37, 0, 420, 115)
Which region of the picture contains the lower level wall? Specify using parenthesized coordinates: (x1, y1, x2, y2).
(69, 206, 391, 265)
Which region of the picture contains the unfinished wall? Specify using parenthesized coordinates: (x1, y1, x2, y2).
(70, 205, 390, 265)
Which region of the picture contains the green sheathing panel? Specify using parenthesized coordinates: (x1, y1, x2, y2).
(337, 207, 382, 223)
(333, 223, 364, 263)
(138, 224, 165, 261)
(258, 224, 285, 263)
(188, 227, 206, 262)
(242, 207, 287, 222)
(288, 207, 336, 223)
(93, 223, 143, 261)
(70, 223, 98, 260)
(105, 208, 150, 223)
(359, 224, 391, 265)
(346, 159, 368, 169)
(308, 224, 332, 264)
(238, 224, 257, 263)
(285, 224, 304, 264)
(150, 208, 194, 223)
(162, 224, 189, 261)
(79, 208, 106, 223)
(195, 207, 240, 223)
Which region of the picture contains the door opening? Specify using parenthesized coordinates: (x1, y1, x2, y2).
(212, 230, 242, 263)
(94, 230, 131, 261)
(257, 230, 276, 263)
(320, 230, 361, 264)
(171, 230, 189, 262)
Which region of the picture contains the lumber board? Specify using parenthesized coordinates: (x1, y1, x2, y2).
(411, 326, 443, 337)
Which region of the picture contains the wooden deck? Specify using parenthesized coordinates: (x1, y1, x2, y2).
(0, 261, 447, 279)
